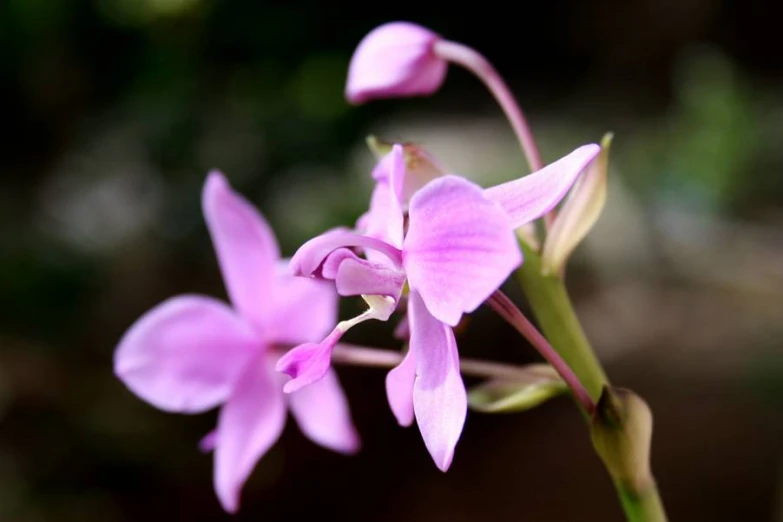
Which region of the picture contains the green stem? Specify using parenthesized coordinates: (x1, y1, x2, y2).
(616, 482, 668, 522)
(514, 239, 607, 400)
(514, 239, 668, 522)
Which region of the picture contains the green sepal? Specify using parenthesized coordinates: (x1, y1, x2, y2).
(467, 364, 567, 413)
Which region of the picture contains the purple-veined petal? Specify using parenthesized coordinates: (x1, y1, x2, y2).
(334, 256, 406, 298)
(346, 22, 447, 104)
(385, 346, 417, 427)
(287, 368, 360, 454)
(290, 228, 403, 277)
(483, 144, 600, 228)
(203, 171, 279, 332)
(213, 353, 286, 514)
(114, 295, 258, 414)
(275, 328, 342, 394)
(408, 290, 467, 472)
(265, 261, 337, 346)
(404, 175, 521, 327)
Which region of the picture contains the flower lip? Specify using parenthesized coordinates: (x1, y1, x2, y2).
(290, 229, 404, 278)
(276, 327, 345, 393)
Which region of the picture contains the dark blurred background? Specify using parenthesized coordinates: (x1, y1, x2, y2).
(1, 1, 783, 521)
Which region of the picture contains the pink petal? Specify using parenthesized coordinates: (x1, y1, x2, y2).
(290, 228, 403, 278)
(385, 346, 417, 427)
(483, 144, 600, 228)
(403, 175, 522, 327)
(365, 182, 401, 248)
(408, 290, 467, 472)
(114, 295, 258, 413)
(287, 368, 360, 454)
(370, 144, 405, 202)
(214, 353, 286, 514)
(275, 328, 341, 394)
(362, 145, 405, 266)
(265, 261, 337, 346)
(346, 22, 447, 104)
(203, 171, 279, 332)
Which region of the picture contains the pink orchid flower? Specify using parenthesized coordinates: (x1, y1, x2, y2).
(277, 143, 599, 470)
(114, 172, 359, 513)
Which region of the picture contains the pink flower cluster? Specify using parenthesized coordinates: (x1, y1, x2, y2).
(114, 21, 600, 513)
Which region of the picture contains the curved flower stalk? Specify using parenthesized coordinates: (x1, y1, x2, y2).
(114, 172, 359, 513)
(346, 21, 543, 175)
(277, 143, 599, 470)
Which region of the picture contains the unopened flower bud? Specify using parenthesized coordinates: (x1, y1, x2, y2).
(346, 22, 447, 104)
(590, 386, 654, 492)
